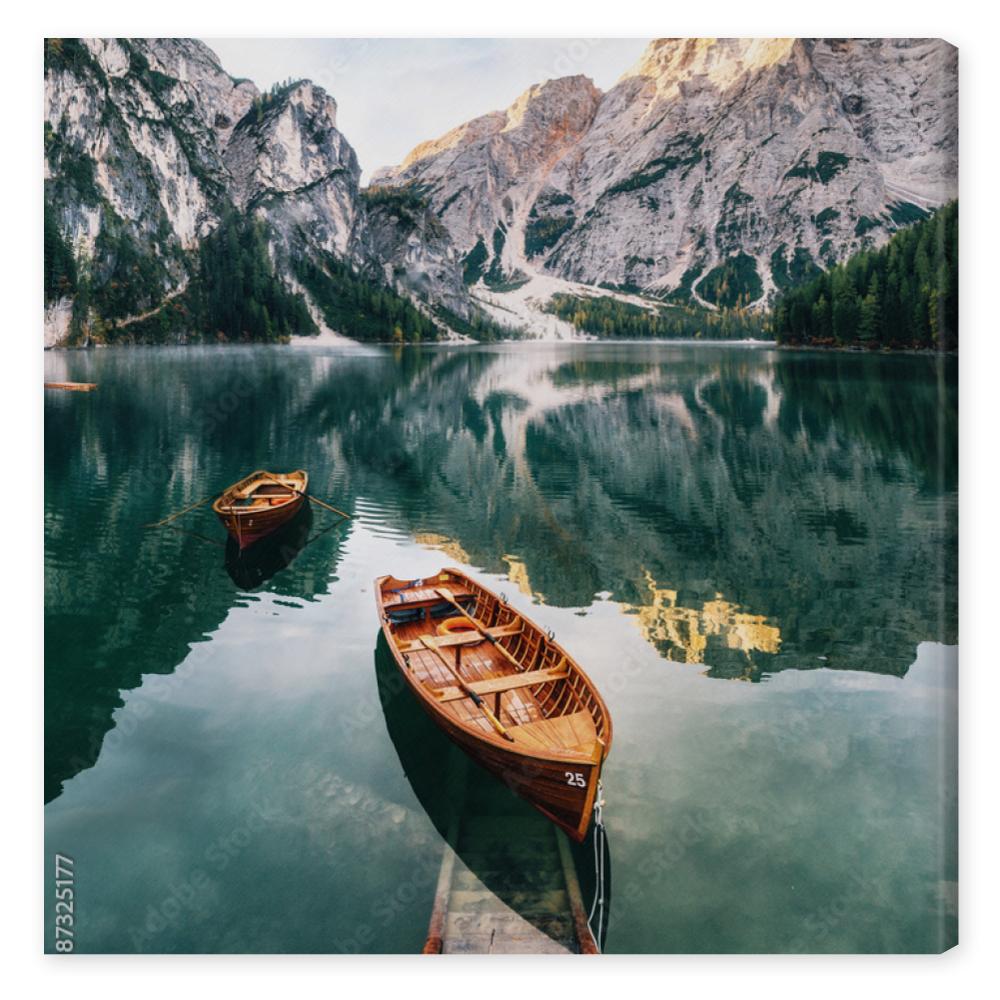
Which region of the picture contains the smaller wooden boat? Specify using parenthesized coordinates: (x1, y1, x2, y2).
(376, 568, 612, 842)
(224, 503, 313, 588)
(212, 469, 308, 550)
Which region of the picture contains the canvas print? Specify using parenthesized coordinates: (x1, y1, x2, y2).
(43, 37, 958, 954)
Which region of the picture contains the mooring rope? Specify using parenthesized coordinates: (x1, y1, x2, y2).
(586, 779, 607, 953)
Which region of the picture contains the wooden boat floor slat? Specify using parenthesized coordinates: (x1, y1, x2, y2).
(398, 618, 543, 733)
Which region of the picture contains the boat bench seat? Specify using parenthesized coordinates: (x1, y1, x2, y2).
(400, 624, 522, 652)
(384, 588, 475, 611)
(433, 666, 568, 703)
(506, 710, 599, 755)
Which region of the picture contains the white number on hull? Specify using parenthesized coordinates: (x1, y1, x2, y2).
(565, 772, 586, 787)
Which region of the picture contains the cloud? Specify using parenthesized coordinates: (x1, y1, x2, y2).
(204, 37, 650, 181)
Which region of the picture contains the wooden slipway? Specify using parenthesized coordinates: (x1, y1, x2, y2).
(423, 765, 597, 954)
(373, 616, 604, 954)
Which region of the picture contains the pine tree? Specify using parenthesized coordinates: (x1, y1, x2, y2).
(812, 294, 831, 339)
(858, 273, 882, 343)
(44, 204, 77, 303)
(771, 201, 957, 350)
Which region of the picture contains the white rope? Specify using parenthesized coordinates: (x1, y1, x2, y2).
(586, 779, 607, 953)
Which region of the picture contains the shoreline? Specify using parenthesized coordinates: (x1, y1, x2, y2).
(777, 342, 957, 357)
(43, 336, 955, 355)
(44, 336, 781, 352)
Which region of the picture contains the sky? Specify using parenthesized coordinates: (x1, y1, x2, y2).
(204, 38, 651, 182)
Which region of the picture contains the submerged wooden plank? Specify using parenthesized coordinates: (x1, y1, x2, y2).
(452, 868, 566, 892)
(444, 932, 571, 955)
(423, 814, 593, 954)
(44, 381, 97, 392)
(448, 888, 570, 916)
(444, 909, 575, 953)
(423, 840, 457, 955)
(557, 830, 599, 954)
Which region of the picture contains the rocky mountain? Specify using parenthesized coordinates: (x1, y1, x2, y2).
(43, 37, 479, 346)
(44, 37, 958, 346)
(375, 38, 958, 315)
(373, 76, 602, 269)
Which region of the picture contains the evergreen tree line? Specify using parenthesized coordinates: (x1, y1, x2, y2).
(194, 211, 316, 342)
(544, 294, 768, 340)
(44, 202, 77, 303)
(432, 303, 527, 342)
(771, 201, 957, 350)
(45, 206, 317, 343)
(294, 252, 441, 342)
(44, 202, 451, 344)
(46, 197, 958, 347)
(92, 222, 174, 322)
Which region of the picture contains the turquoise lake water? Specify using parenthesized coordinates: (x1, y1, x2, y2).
(44, 342, 957, 953)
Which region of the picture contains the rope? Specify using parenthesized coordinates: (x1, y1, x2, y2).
(586, 779, 607, 953)
(160, 522, 226, 548)
(144, 493, 213, 528)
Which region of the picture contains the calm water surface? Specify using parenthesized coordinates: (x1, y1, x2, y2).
(44, 342, 957, 953)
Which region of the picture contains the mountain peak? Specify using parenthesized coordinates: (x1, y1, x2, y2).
(388, 74, 601, 175)
(621, 37, 799, 94)
(396, 110, 507, 173)
(278, 79, 339, 122)
(503, 74, 602, 131)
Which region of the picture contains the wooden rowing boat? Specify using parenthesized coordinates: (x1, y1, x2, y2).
(224, 503, 313, 588)
(375, 645, 611, 951)
(376, 567, 612, 842)
(212, 469, 308, 550)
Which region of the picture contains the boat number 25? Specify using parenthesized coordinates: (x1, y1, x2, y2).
(565, 771, 587, 788)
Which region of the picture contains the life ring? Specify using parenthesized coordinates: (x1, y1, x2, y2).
(436, 616, 477, 637)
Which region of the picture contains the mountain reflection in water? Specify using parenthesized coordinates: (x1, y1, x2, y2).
(45, 342, 956, 801)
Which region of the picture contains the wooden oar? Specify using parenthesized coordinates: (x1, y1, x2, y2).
(145, 494, 214, 528)
(306, 494, 352, 519)
(260, 480, 351, 520)
(419, 635, 514, 742)
(434, 588, 523, 671)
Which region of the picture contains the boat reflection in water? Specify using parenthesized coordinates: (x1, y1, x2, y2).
(375, 636, 611, 953)
(224, 503, 313, 589)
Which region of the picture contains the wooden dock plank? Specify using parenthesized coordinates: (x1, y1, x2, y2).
(44, 381, 97, 392)
(424, 817, 595, 954)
